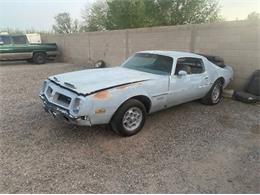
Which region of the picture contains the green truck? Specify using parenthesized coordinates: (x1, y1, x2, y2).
(0, 34, 58, 64)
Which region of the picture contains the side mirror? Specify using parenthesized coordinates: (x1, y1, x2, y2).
(178, 70, 187, 76)
(0, 41, 4, 45)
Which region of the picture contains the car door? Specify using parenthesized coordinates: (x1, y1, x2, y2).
(183, 57, 210, 98)
(167, 57, 210, 106)
(11, 35, 33, 60)
(0, 35, 13, 60)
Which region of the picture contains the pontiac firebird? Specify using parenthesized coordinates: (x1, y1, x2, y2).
(39, 51, 233, 136)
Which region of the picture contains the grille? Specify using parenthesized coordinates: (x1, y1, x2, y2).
(57, 94, 71, 106)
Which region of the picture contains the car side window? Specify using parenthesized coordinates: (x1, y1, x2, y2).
(11, 35, 27, 44)
(175, 57, 204, 75)
(0, 36, 11, 45)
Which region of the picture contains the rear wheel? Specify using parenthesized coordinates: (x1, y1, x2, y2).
(33, 52, 46, 64)
(111, 99, 146, 136)
(201, 79, 223, 105)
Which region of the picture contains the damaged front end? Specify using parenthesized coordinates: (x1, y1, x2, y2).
(39, 80, 91, 126)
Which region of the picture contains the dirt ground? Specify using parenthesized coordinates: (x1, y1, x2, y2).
(0, 62, 259, 193)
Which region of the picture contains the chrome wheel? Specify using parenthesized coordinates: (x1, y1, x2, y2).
(122, 107, 143, 131)
(211, 84, 221, 103)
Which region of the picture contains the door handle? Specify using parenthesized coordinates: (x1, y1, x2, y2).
(204, 76, 209, 79)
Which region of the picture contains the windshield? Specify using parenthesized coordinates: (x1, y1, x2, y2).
(122, 53, 173, 75)
(0, 36, 11, 45)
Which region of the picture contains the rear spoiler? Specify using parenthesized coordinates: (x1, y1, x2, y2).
(197, 53, 226, 68)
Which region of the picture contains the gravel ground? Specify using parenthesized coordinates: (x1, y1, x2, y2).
(0, 62, 259, 193)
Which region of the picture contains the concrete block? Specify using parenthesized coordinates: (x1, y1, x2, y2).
(41, 21, 259, 89)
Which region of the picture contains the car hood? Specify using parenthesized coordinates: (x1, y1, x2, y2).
(49, 67, 158, 95)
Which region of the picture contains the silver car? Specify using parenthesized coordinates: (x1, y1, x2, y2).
(39, 51, 233, 136)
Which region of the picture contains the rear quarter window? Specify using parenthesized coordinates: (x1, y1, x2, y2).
(175, 57, 205, 75)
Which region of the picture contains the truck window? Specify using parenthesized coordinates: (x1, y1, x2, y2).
(12, 35, 27, 44)
(0, 36, 11, 45)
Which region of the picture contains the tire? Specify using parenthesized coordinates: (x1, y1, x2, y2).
(94, 60, 106, 68)
(232, 91, 258, 104)
(33, 52, 46, 64)
(111, 99, 146, 136)
(201, 79, 223, 105)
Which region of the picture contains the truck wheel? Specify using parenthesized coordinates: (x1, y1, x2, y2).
(201, 79, 223, 105)
(111, 99, 146, 136)
(33, 52, 46, 64)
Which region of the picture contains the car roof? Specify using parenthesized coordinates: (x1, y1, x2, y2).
(137, 50, 204, 59)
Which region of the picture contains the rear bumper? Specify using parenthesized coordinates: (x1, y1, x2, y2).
(39, 94, 91, 126)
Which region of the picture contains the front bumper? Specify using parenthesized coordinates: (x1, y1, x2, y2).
(39, 94, 91, 126)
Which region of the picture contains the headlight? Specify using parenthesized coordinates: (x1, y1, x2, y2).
(73, 98, 82, 113)
(41, 81, 47, 94)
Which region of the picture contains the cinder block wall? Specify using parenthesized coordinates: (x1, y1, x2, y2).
(41, 20, 260, 89)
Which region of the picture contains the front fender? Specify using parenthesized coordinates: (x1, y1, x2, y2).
(87, 82, 150, 125)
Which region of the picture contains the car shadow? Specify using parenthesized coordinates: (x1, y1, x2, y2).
(0, 60, 56, 66)
(0, 60, 29, 66)
(40, 102, 199, 142)
(44, 119, 119, 141)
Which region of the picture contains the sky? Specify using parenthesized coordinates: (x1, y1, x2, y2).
(0, 0, 259, 31)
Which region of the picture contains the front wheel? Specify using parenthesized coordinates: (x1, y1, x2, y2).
(201, 80, 223, 105)
(111, 99, 146, 136)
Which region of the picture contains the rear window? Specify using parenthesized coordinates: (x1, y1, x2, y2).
(12, 35, 27, 44)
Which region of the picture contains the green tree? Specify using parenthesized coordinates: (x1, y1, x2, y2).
(106, 0, 148, 30)
(82, 1, 108, 31)
(153, 0, 222, 25)
(52, 12, 80, 34)
(247, 12, 260, 21)
(82, 0, 222, 31)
